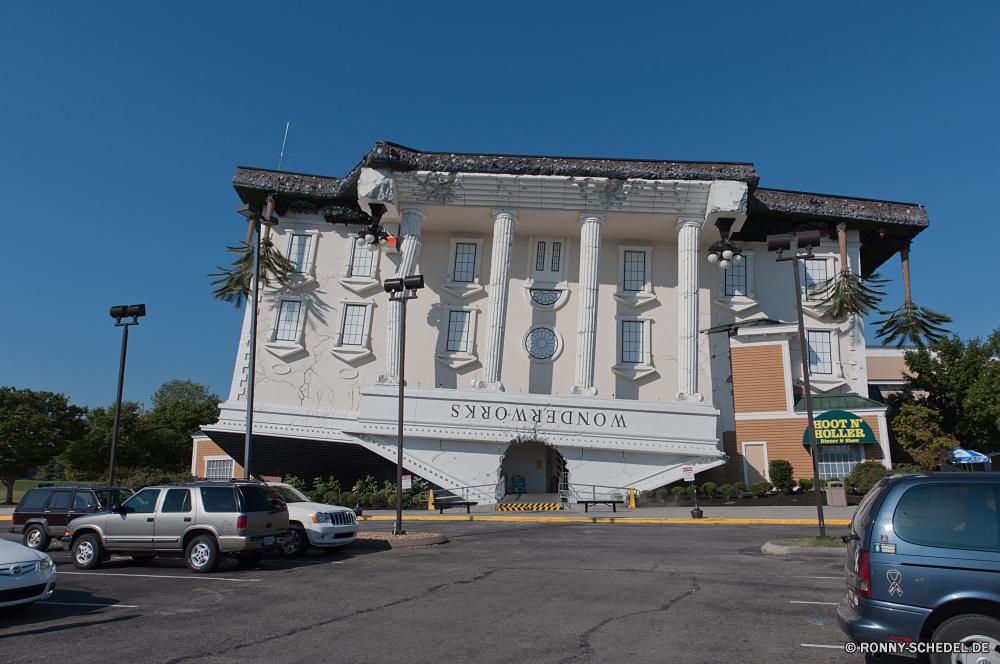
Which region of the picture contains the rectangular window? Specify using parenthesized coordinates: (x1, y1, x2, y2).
(804, 259, 828, 292)
(724, 262, 747, 296)
(893, 484, 1000, 552)
(454, 243, 477, 283)
(551, 242, 561, 272)
(535, 242, 546, 271)
(341, 304, 367, 346)
(22, 491, 51, 509)
(621, 320, 644, 364)
(446, 310, 470, 352)
(276, 301, 302, 341)
(200, 487, 238, 512)
(205, 459, 233, 480)
(817, 444, 863, 480)
(349, 239, 375, 278)
(807, 330, 833, 374)
(50, 492, 72, 509)
(161, 488, 192, 513)
(623, 251, 646, 291)
(288, 235, 312, 273)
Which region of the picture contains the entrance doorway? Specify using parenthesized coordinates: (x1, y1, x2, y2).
(742, 441, 769, 485)
(500, 440, 566, 496)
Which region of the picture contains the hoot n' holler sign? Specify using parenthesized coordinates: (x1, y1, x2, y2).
(802, 409, 878, 445)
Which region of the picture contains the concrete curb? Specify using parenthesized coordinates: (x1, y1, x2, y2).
(348, 534, 448, 549)
(359, 515, 852, 525)
(761, 540, 847, 556)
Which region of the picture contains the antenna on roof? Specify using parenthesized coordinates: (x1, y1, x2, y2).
(277, 122, 289, 171)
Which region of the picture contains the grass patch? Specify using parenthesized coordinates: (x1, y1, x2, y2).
(1, 480, 94, 506)
(772, 537, 847, 548)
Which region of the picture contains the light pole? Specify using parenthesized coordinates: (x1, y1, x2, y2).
(384, 274, 424, 535)
(236, 203, 278, 480)
(767, 229, 827, 538)
(108, 304, 146, 489)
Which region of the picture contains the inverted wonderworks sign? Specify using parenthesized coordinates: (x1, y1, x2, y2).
(803, 409, 877, 446)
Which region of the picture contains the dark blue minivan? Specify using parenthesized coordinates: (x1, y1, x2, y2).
(838, 473, 1000, 662)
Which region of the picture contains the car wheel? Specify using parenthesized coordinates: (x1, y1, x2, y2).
(72, 534, 104, 570)
(235, 552, 264, 566)
(185, 535, 220, 573)
(278, 527, 309, 558)
(930, 614, 1000, 664)
(23, 525, 51, 551)
(131, 555, 156, 563)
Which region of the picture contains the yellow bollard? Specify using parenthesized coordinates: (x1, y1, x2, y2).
(629, 487, 636, 509)
(428, 490, 434, 511)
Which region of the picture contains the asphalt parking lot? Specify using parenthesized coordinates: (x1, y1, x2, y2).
(1, 521, 902, 664)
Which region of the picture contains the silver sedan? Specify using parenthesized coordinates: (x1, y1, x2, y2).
(0, 538, 56, 609)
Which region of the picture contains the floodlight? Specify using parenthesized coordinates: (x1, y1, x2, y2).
(767, 234, 791, 253)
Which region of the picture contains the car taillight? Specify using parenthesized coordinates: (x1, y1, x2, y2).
(845, 551, 870, 598)
(237, 516, 247, 530)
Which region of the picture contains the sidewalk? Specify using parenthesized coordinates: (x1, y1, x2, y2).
(357, 504, 856, 525)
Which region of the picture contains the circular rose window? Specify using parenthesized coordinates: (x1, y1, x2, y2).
(525, 327, 558, 360)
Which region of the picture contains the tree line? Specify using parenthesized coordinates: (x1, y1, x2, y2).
(888, 327, 1000, 468)
(0, 379, 220, 503)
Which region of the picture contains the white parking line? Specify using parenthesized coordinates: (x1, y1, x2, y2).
(58, 572, 259, 582)
(40, 601, 138, 608)
(793, 576, 843, 579)
(801, 644, 843, 649)
(790, 601, 839, 605)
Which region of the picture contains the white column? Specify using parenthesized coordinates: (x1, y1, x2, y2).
(675, 217, 703, 402)
(379, 206, 424, 384)
(478, 209, 517, 391)
(572, 213, 604, 396)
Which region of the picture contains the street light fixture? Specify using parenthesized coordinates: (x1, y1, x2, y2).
(706, 217, 744, 269)
(236, 203, 278, 480)
(385, 273, 424, 536)
(767, 229, 827, 538)
(108, 304, 146, 489)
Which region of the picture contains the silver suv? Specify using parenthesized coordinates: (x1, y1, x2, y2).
(62, 481, 290, 573)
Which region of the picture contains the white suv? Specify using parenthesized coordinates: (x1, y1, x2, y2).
(266, 483, 358, 557)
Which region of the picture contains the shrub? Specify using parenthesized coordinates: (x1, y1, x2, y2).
(387, 492, 397, 507)
(719, 484, 734, 498)
(121, 468, 195, 492)
(671, 486, 686, 498)
(310, 476, 341, 503)
(798, 478, 814, 492)
(701, 482, 717, 498)
(846, 461, 889, 496)
(410, 494, 423, 508)
(686, 485, 697, 500)
(339, 492, 356, 507)
(283, 475, 307, 492)
(734, 482, 748, 496)
(892, 463, 922, 474)
(641, 490, 654, 498)
(656, 489, 670, 499)
(352, 475, 378, 496)
(768, 460, 796, 494)
(749, 481, 773, 498)
(363, 492, 380, 508)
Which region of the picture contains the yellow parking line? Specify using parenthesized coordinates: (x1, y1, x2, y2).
(358, 515, 852, 525)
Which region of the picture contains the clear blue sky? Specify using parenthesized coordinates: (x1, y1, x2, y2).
(2, 2, 997, 410)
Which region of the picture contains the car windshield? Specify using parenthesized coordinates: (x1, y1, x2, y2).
(275, 486, 310, 503)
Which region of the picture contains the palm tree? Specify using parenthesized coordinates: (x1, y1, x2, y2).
(810, 222, 887, 318)
(874, 240, 952, 347)
(209, 237, 296, 308)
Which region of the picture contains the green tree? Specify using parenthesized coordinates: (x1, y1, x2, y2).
(62, 401, 152, 480)
(147, 380, 220, 472)
(890, 402, 960, 470)
(0, 387, 86, 503)
(889, 329, 1000, 453)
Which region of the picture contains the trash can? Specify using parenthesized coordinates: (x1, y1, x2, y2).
(826, 481, 847, 507)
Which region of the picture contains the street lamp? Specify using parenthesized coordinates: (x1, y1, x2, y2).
(236, 203, 278, 480)
(767, 229, 827, 539)
(108, 304, 146, 489)
(706, 218, 744, 269)
(384, 273, 425, 535)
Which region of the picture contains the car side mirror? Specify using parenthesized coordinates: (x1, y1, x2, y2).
(113, 504, 128, 514)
